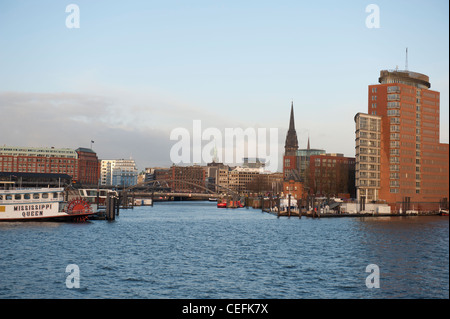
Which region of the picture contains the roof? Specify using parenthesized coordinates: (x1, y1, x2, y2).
(75, 147, 96, 154)
(0, 172, 72, 179)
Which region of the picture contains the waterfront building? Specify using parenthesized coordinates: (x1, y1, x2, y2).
(170, 165, 206, 193)
(204, 162, 229, 193)
(228, 166, 263, 194)
(0, 146, 78, 176)
(75, 148, 101, 185)
(308, 153, 356, 198)
(100, 160, 116, 185)
(101, 159, 138, 187)
(297, 137, 326, 182)
(354, 113, 382, 202)
(0, 145, 100, 186)
(356, 69, 449, 210)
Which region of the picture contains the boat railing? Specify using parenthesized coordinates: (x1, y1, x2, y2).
(0, 186, 65, 192)
(0, 195, 64, 203)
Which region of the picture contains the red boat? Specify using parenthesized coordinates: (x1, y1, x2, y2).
(217, 200, 244, 208)
(439, 209, 449, 216)
(217, 201, 227, 208)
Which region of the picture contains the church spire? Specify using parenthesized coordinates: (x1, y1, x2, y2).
(285, 101, 299, 155)
(289, 101, 296, 131)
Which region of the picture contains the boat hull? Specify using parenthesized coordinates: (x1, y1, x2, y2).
(0, 212, 94, 222)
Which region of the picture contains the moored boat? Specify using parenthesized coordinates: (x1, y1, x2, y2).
(0, 182, 94, 222)
(217, 199, 244, 208)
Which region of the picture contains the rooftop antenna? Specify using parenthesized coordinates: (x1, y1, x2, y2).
(405, 47, 408, 71)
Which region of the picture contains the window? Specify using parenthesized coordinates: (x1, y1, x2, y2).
(387, 102, 400, 109)
(388, 94, 400, 101)
(388, 109, 400, 116)
(388, 86, 400, 93)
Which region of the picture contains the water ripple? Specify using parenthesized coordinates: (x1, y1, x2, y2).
(0, 202, 448, 299)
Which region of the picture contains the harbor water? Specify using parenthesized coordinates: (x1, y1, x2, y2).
(0, 201, 448, 299)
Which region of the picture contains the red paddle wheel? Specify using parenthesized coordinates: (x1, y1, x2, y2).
(66, 198, 93, 221)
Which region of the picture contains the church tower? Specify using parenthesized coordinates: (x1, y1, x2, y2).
(284, 101, 299, 156)
(283, 102, 301, 181)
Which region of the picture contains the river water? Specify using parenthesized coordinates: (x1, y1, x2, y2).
(0, 201, 448, 299)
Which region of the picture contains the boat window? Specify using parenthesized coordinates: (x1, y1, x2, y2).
(0, 195, 3, 200)
(53, 192, 59, 199)
(42, 193, 49, 199)
(87, 190, 97, 196)
(6, 195, 12, 200)
(15, 194, 22, 200)
(24, 194, 31, 200)
(33, 193, 40, 199)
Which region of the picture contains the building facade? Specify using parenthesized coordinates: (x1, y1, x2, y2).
(0, 146, 78, 176)
(101, 159, 138, 187)
(297, 138, 326, 182)
(75, 148, 101, 185)
(0, 145, 100, 186)
(357, 69, 449, 210)
(170, 165, 206, 193)
(354, 113, 382, 202)
(308, 153, 356, 198)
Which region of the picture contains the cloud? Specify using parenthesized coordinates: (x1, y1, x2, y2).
(0, 90, 288, 171)
(0, 91, 173, 170)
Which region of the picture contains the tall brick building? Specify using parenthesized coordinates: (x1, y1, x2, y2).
(356, 69, 449, 210)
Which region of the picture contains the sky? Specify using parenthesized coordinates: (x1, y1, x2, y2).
(0, 0, 448, 172)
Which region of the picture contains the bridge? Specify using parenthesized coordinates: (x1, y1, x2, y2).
(120, 179, 241, 201)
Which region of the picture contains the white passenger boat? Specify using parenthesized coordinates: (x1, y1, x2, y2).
(0, 182, 94, 222)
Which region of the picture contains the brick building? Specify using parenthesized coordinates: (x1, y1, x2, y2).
(171, 165, 206, 193)
(0, 146, 100, 186)
(308, 153, 355, 198)
(356, 69, 449, 210)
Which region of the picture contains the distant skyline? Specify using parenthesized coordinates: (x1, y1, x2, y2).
(1, 0, 448, 171)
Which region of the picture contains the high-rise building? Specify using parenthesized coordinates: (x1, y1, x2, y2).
(354, 113, 382, 202)
(356, 69, 449, 210)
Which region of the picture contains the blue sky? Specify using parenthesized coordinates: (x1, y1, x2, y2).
(0, 0, 448, 171)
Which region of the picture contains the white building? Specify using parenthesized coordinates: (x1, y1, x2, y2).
(101, 159, 138, 187)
